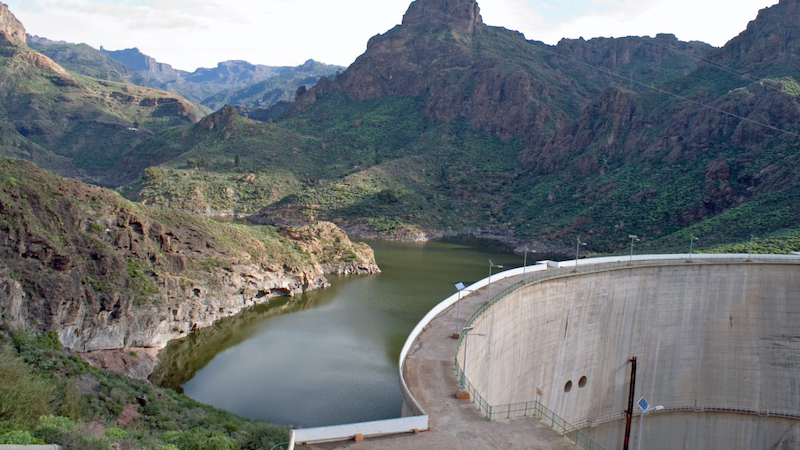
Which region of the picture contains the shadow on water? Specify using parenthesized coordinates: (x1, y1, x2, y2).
(150, 286, 338, 390)
(151, 237, 565, 427)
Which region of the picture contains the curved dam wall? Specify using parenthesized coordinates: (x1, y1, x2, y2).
(458, 260, 800, 449)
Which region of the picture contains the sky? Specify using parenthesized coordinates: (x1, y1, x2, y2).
(4, 0, 779, 72)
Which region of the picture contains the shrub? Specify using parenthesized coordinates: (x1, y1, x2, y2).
(0, 347, 54, 429)
(162, 428, 236, 450)
(241, 423, 289, 450)
(0, 430, 45, 444)
(106, 427, 127, 440)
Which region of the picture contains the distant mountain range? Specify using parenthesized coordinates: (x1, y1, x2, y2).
(28, 37, 343, 110)
(2, 0, 799, 253)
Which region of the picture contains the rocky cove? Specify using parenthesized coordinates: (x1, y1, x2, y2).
(0, 159, 379, 379)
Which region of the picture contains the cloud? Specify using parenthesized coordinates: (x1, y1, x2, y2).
(4, 0, 780, 71)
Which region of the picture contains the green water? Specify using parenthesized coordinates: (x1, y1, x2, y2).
(151, 238, 557, 427)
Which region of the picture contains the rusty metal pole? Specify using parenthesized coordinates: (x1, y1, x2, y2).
(623, 357, 637, 450)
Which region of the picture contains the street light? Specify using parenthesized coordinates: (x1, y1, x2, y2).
(688, 234, 699, 259)
(748, 234, 758, 260)
(452, 282, 473, 338)
(487, 260, 503, 304)
(523, 247, 536, 280)
(269, 443, 288, 450)
(628, 235, 639, 263)
(575, 236, 587, 270)
(459, 326, 486, 391)
(636, 403, 663, 450)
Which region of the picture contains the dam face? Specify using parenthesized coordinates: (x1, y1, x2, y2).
(457, 261, 800, 449)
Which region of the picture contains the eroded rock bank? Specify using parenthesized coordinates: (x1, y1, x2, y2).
(0, 159, 379, 378)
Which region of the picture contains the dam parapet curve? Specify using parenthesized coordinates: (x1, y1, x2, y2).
(455, 255, 800, 450)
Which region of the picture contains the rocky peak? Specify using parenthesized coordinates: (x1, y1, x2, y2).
(402, 0, 483, 33)
(0, 3, 26, 47)
(719, 0, 800, 69)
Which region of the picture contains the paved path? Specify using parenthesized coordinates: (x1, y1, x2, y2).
(309, 275, 577, 450)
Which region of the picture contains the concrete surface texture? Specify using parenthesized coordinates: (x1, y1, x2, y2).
(460, 261, 800, 449)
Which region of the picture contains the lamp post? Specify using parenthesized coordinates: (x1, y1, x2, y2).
(628, 235, 639, 263)
(575, 236, 587, 270)
(636, 401, 663, 450)
(459, 326, 486, 391)
(487, 260, 503, 304)
(688, 234, 699, 259)
(522, 247, 536, 280)
(452, 282, 472, 338)
(748, 234, 758, 260)
(269, 443, 288, 450)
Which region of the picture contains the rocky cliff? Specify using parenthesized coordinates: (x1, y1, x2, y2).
(288, 0, 713, 142)
(0, 159, 378, 369)
(0, 1, 25, 47)
(718, 0, 800, 72)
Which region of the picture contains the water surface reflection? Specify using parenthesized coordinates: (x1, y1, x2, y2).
(152, 238, 558, 427)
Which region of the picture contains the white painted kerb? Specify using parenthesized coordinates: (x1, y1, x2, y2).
(287, 253, 800, 449)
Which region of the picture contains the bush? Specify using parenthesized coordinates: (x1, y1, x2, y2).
(106, 427, 127, 440)
(241, 423, 289, 450)
(162, 428, 236, 450)
(0, 430, 45, 444)
(0, 347, 54, 429)
(34, 415, 112, 450)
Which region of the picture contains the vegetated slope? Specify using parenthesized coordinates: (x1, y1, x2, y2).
(0, 333, 290, 449)
(27, 34, 151, 86)
(129, 0, 800, 253)
(0, 4, 203, 187)
(0, 158, 378, 366)
(102, 46, 343, 109)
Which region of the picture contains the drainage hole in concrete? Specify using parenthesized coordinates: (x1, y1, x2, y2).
(579, 376, 587, 388)
(564, 380, 573, 392)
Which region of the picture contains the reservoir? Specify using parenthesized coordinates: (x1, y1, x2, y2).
(151, 238, 553, 427)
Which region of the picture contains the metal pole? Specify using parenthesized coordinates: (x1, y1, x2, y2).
(629, 235, 638, 262)
(523, 248, 527, 279)
(689, 234, 698, 259)
(749, 234, 756, 260)
(575, 237, 586, 269)
(454, 290, 461, 335)
(636, 408, 645, 450)
(623, 357, 637, 450)
(461, 332, 468, 391)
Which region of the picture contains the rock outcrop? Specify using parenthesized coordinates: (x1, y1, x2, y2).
(0, 159, 378, 369)
(0, 2, 25, 47)
(288, 0, 713, 142)
(718, 0, 800, 71)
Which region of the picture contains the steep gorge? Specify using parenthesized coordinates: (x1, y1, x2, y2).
(0, 159, 379, 377)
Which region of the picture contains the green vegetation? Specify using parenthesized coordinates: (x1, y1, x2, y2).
(0, 331, 289, 450)
(699, 229, 800, 254)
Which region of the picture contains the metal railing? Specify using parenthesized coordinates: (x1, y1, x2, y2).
(454, 361, 607, 450)
(451, 256, 800, 450)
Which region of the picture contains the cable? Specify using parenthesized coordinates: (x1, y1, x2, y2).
(402, 1, 800, 139)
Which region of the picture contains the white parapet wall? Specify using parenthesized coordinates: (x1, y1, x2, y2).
(457, 254, 800, 450)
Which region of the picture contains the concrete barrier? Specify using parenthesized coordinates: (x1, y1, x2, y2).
(287, 253, 800, 449)
(291, 416, 428, 445)
(457, 254, 800, 450)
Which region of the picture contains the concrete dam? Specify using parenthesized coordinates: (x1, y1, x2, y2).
(456, 257, 800, 449)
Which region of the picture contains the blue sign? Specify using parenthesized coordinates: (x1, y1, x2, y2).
(637, 397, 649, 412)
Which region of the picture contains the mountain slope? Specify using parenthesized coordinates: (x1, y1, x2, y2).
(0, 158, 377, 356)
(0, 4, 205, 186)
(103, 47, 344, 109)
(27, 35, 151, 86)
(126, 0, 799, 253)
